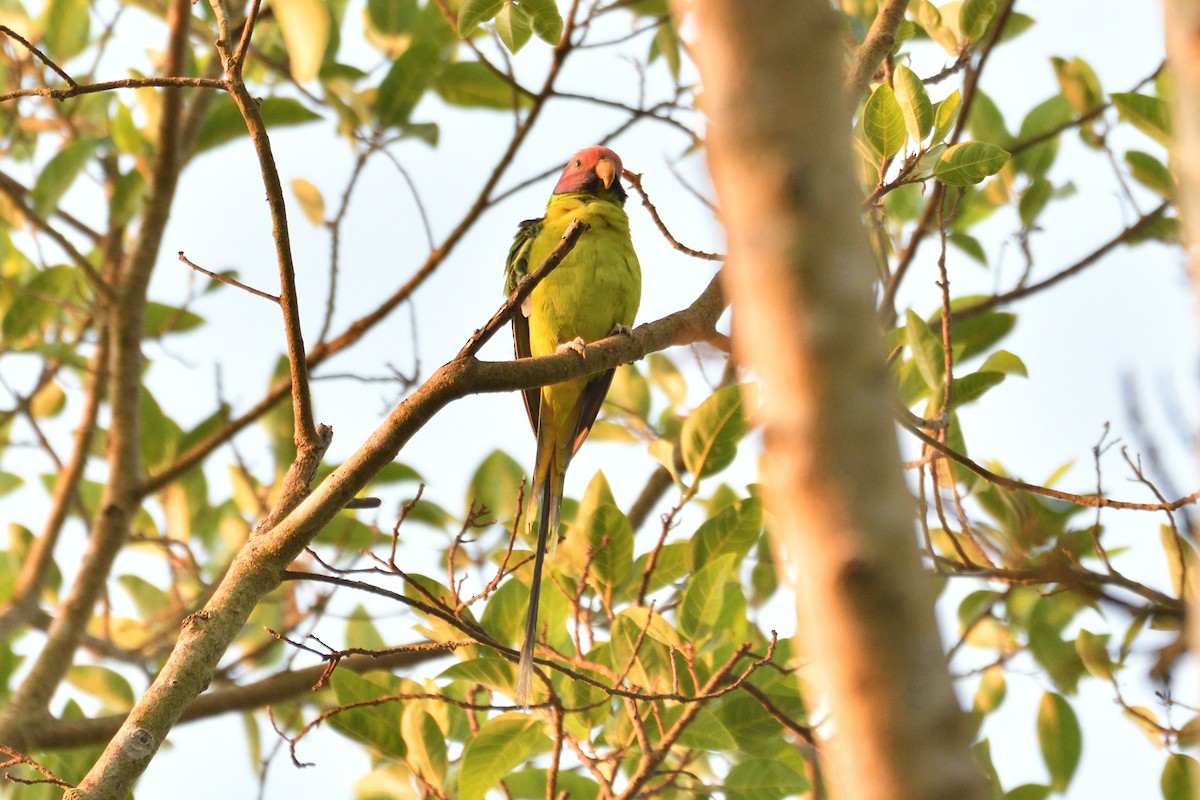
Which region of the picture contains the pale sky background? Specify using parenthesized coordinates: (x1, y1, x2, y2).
(2, 0, 1196, 797)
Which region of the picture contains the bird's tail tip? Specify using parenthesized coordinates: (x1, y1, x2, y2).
(515, 646, 534, 709)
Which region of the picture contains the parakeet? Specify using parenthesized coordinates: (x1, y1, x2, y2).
(504, 146, 642, 705)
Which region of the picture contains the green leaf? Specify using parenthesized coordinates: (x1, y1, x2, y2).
(466, 449, 524, 523)
(371, 462, 424, 485)
(568, 504, 633, 600)
(42, 0, 90, 61)
(346, 604, 385, 650)
(948, 231, 987, 265)
(1162, 754, 1200, 800)
(911, 0, 959, 53)
(459, 713, 548, 800)
(1126, 150, 1173, 198)
(29, 380, 65, 418)
(679, 552, 736, 639)
(648, 18, 681, 80)
(960, 0, 996, 40)
(557, 470, 607, 547)
(111, 102, 145, 156)
(117, 574, 171, 618)
(966, 90, 1011, 147)
(1004, 785, 1052, 800)
(480, 578, 527, 645)
(1018, 177, 1052, 227)
(32, 138, 96, 219)
(375, 41, 443, 128)
(1051, 56, 1104, 115)
(667, 705, 737, 751)
(1014, 96, 1073, 176)
(440, 656, 517, 695)
(111, 169, 146, 226)
(521, 0, 563, 43)
(434, 61, 526, 109)
(1037, 692, 1081, 792)
(3, 265, 78, 344)
(1074, 629, 1113, 680)
(680, 384, 748, 479)
(401, 706, 447, 789)
(934, 141, 1010, 186)
(328, 671, 408, 759)
(291, 178, 326, 226)
(893, 64, 933, 143)
(973, 666, 1006, 713)
(863, 83, 907, 160)
(495, 2, 532, 52)
(951, 371, 1005, 406)
(273, 0, 330, 82)
(905, 309, 943, 391)
(456, 0, 503, 37)
(979, 349, 1027, 376)
(611, 608, 679, 691)
(943, 304, 1015, 360)
(630, 541, 689, 596)
(724, 757, 811, 799)
(66, 665, 135, 711)
(0, 472, 23, 498)
(1112, 92, 1172, 147)
(648, 353, 687, 405)
(366, 0, 418, 35)
(504, 769, 599, 800)
(143, 301, 205, 337)
(195, 97, 322, 154)
(689, 496, 762, 570)
(932, 89, 962, 144)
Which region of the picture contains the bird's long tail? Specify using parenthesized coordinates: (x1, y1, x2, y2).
(516, 475, 554, 706)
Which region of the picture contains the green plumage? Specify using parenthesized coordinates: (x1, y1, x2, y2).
(505, 148, 641, 705)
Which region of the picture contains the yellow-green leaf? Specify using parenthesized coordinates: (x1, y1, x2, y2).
(42, 0, 90, 61)
(1037, 692, 1081, 792)
(894, 64, 933, 142)
(459, 714, 548, 800)
(680, 384, 748, 479)
(934, 141, 1010, 186)
(273, 0, 331, 83)
(1112, 92, 1172, 148)
(864, 83, 906, 159)
(456, 0, 503, 37)
(495, 2, 532, 52)
(1162, 754, 1200, 800)
(1126, 150, 1173, 198)
(290, 178, 326, 226)
(32, 139, 96, 219)
(932, 89, 962, 144)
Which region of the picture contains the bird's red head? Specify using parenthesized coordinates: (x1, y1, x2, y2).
(552, 146, 627, 200)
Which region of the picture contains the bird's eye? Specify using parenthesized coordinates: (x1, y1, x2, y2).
(574, 159, 582, 167)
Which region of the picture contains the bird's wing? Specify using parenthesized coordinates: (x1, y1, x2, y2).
(505, 216, 544, 434)
(569, 370, 617, 458)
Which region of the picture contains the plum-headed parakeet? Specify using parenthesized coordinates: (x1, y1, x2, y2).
(504, 146, 641, 704)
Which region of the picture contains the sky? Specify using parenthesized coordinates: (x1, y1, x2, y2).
(2, 0, 1196, 797)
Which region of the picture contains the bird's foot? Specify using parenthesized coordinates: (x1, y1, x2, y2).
(609, 323, 634, 337)
(557, 337, 587, 357)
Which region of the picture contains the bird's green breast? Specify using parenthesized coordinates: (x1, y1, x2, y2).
(526, 193, 642, 360)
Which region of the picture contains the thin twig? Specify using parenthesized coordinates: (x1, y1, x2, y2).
(903, 422, 1200, 512)
(178, 252, 280, 303)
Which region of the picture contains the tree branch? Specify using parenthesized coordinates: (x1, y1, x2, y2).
(59, 268, 726, 799)
(843, 0, 911, 101)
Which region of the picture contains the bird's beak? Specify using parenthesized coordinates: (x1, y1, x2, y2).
(595, 157, 616, 189)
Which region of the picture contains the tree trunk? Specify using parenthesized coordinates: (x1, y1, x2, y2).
(1163, 7, 1200, 790)
(689, 2, 988, 798)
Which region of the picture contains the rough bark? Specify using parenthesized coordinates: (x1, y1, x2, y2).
(689, 2, 988, 799)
